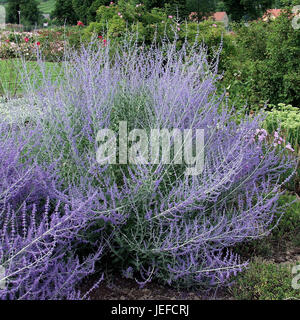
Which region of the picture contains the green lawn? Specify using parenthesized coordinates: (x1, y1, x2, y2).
(0, 59, 61, 97)
(0, 58, 62, 124)
(38, 0, 56, 14)
(0, 0, 55, 14)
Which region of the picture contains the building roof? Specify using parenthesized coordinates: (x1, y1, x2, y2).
(212, 12, 228, 21)
(263, 9, 282, 19)
(189, 11, 228, 22)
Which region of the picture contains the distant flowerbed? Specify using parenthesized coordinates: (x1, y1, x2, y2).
(0, 28, 81, 61)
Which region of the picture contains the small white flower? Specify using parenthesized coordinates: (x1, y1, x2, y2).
(216, 123, 225, 130)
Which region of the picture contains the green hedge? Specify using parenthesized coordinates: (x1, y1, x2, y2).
(222, 10, 300, 109)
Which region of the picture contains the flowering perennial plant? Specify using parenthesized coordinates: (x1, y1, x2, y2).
(0, 121, 111, 299)
(0, 36, 297, 298)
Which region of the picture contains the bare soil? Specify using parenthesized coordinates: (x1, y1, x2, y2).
(80, 240, 300, 300)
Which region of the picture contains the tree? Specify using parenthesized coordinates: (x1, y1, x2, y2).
(222, 0, 273, 21)
(186, 0, 217, 19)
(143, 0, 166, 10)
(52, 0, 110, 24)
(72, 0, 94, 24)
(52, 0, 78, 25)
(7, 0, 42, 26)
(164, 0, 189, 18)
(87, 0, 111, 23)
(142, 0, 188, 18)
(216, 1, 227, 11)
(6, 0, 19, 24)
(275, 0, 299, 7)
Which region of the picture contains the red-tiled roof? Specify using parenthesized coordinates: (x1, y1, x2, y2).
(263, 9, 282, 18)
(189, 11, 228, 22)
(213, 12, 227, 21)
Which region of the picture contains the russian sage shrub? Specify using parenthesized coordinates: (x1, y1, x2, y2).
(0, 200, 104, 300)
(0, 123, 106, 300)
(21, 38, 296, 290)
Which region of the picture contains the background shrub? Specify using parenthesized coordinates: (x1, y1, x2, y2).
(222, 11, 300, 109)
(264, 103, 300, 150)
